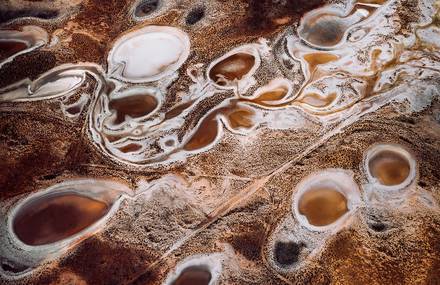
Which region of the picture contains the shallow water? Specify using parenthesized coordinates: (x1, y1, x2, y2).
(171, 266, 212, 285)
(298, 187, 348, 226)
(109, 93, 158, 125)
(208, 53, 256, 85)
(13, 194, 109, 246)
(368, 150, 411, 186)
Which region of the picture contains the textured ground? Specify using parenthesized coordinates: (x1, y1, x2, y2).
(0, 0, 439, 284)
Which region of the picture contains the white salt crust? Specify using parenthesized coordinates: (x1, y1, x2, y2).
(107, 26, 190, 83)
(363, 143, 417, 191)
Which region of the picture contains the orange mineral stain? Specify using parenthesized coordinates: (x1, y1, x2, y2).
(368, 150, 411, 186)
(225, 106, 255, 130)
(300, 92, 337, 108)
(298, 187, 348, 226)
(109, 93, 158, 124)
(254, 87, 288, 103)
(165, 100, 194, 120)
(184, 115, 219, 151)
(209, 53, 255, 85)
(303, 53, 339, 74)
(118, 143, 142, 153)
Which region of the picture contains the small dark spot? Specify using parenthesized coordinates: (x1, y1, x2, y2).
(274, 241, 305, 266)
(40, 173, 61, 180)
(165, 140, 175, 147)
(418, 181, 427, 187)
(66, 105, 82, 115)
(134, 0, 160, 17)
(368, 221, 387, 232)
(282, 59, 294, 69)
(143, 225, 151, 232)
(434, 112, 440, 124)
(366, 212, 392, 233)
(186, 6, 205, 25)
(399, 116, 416, 125)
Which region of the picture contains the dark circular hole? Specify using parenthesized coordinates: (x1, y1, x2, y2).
(185, 6, 205, 25)
(274, 241, 305, 266)
(40, 173, 60, 180)
(134, 0, 160, 17)
(366, 212, 391, 233)
(368, 221, 387, 232)
(165, 139, 175, 147)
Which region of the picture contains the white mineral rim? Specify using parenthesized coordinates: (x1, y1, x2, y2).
(206, 43, 262, 92)
(292, 169, 362, 232)
(0, 179, 131, 279)
(363, 143, 417, 192)
(163, 253, 223, 285)
(107, 25, 191, 83)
